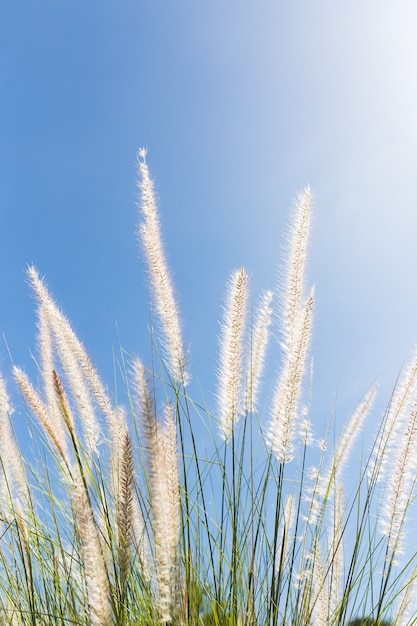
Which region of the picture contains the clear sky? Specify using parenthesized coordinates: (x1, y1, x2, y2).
(1, 1, 417, 438)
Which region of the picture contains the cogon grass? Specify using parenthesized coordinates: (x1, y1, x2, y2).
(0, 154, 417, 625)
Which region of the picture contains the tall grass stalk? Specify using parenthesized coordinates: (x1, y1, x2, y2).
(1, 154, 417, 624)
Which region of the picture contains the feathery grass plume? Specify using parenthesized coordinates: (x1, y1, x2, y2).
(217, 267, 248, 441)
(137, 148, 188, 386)
(160, 403, 181, 613)
(0, 374, 29, 512)
(109, 404, 128, 495)
(308, 385, 376, 524)
(13, 366, 71, 471)
(109, 406, 152, 577)
(370, 347, 417, 485)
(0, 383, 31, 599)
(28, 266, 120, 451)
(379, 402, 417, 561)
(151, 417, 180, 623)
(53, 316, 118, 443)
(133, 358, 180, 622)
(162, 403, 180, 532)
(331, 384, 377, 476)
(266, 189, 313, 462)
(108, 406, 135, 548)
(73, 468, 112, 626)
(116, 429, 135, 595)
(310, 543, 330, 626)
(395, 563, 417, 626)
(245, 289, 273, 413)
(52, 368, 77, 439)
(131, 357, 155, 433)
(306, 540, 330, 626)
(37, 304, 63, 432)
(27, 266, 102, 454)
(267, 289, 314, 463)
(280, 187, 312, 354)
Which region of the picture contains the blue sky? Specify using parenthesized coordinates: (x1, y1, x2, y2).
(1, 1, 417, 437)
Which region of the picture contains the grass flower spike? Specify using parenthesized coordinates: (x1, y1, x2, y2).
(280, 187, 312, 352)
(0, 375, 28, 512)
(133, 358, 180, 622)
(73, 468, 112, 626)
(380, 402, 417, 561)
(267, 288, 314, 463)
(266, 189, 313, 462)
(246, 289, 273, 413)
(137, 148, 188, 386)
(27, 266, 103, 454)
(217, 267, 248, 441)
(13, 366, 71, 469)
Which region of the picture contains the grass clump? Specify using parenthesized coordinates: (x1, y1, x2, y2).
(0, 150, 416, 625)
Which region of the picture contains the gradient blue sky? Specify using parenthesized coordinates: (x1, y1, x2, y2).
(1, 1, 417, 436)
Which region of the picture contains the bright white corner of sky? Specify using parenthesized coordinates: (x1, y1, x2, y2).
(0, 0, 417, 432)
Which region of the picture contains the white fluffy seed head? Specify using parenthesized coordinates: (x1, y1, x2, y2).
(216, 267, 249, 441)
(73, 469, 112, 625)
(245, 289, 273, 413)
(279, 187, 312, 355)
(379, 405, 417, 559)
(137, 150, 188, 386)
(267, 290, 314, 463)
(266, 190, 314, 462)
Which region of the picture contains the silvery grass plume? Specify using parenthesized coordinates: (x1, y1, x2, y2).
(266, 188, 313, 463)
(73, 468, 112, 626)
(359, 349, 417, 589)
(28, 267, 99, 453)
(137, 148, 189, 387)
(245, 289, 273, 413)
(307, 384, 377, 525)
(115, 427, 136, 595)
(110, 405, 151, 579)
(132, 358, 181, 623)
(13, 366, 72, 472)
(368, 347, 417, 484)
(37, 301, 61, 436)
(0, 374, 29, 521)
(32, 266, 118, 441)
(217, 267, 249, 441)
(396, 560, 417, 626)
(310, 543, 329, 626)
(379, 401, 417, 564)
(27, 266, 119, 454)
